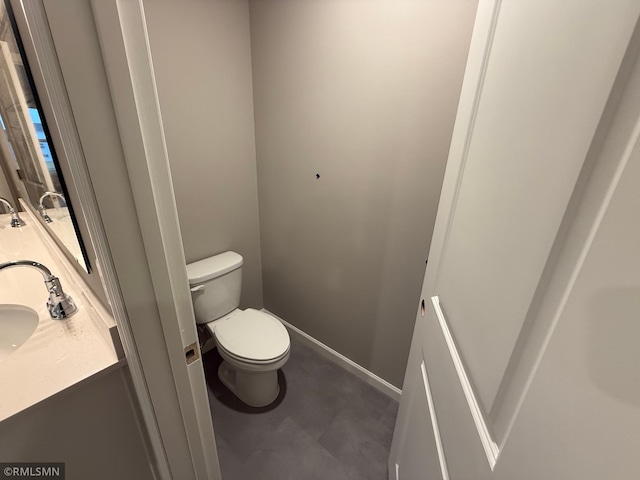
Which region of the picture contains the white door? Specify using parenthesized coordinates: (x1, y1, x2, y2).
(390, 1, 640, 479)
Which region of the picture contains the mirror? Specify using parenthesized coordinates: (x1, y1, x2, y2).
(0, 2, 90, 272)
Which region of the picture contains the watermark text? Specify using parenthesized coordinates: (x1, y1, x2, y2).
(0, 463, 64, 479)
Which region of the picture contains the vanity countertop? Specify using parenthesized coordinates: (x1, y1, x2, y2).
(0, 211, 120, 422)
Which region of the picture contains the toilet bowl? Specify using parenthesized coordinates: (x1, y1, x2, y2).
(187, 252, 290, 407)
(208, 308, 289, 406)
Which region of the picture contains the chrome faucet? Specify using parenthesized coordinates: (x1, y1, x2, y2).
(0, 197, 26, 228)
(38, 191, 65, 224)
(0, 260, 78, 319)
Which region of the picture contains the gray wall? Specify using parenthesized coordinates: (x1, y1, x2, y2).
(250, 0, 477, 387)
(144, 0, 263, 308)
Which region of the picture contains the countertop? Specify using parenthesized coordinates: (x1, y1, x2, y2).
(0, 208, 120, 422)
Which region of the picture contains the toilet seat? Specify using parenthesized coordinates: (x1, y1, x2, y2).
(212, 308, 290, 362)
(217, 342, 290, 365)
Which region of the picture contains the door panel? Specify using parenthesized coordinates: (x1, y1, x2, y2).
(390, 0, 640, 478)
(494, 132, 640, 480)
(394, 354, 446, 480)
(421, 304, 493, 480)
(435, 0, 639, 411)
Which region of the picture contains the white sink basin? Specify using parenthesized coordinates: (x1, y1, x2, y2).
(0, 304, 39, 360)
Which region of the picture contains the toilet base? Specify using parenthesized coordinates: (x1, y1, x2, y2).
(218, 360, 280, 407)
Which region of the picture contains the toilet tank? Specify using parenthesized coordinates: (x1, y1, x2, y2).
(186, 251, 243, 324)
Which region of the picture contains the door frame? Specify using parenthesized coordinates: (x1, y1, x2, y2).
(14, 0, 221, 478)
(86, 1, 220, 477)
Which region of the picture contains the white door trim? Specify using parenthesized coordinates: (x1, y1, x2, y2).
(426, 0, 502, 293)
(431, 296, 499, 468)
(86, 1, 220, 478)
(419, 358, 449, 480)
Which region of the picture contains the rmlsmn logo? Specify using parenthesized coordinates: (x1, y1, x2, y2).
(0, 463, 65, 479)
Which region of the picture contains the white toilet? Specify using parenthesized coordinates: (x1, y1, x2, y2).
(186, 251, 290, 407)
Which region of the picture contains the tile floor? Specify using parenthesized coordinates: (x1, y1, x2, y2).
(203, 337, 399, 480)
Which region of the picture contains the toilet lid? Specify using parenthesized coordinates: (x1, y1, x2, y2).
(214, 309, 290, 361)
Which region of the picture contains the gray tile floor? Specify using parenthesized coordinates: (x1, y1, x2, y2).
(203, 337, 398, 480)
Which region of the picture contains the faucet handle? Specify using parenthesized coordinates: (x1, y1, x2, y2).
(10, 211, 26, 228)
(46, 276, 78, 319)
(48, 294, 78, 319)
(0, 197, 26, 227)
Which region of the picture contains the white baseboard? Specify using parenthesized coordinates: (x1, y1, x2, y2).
(263, 309, 402, 402)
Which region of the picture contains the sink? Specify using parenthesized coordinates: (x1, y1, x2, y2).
(0, 304, 39, 360)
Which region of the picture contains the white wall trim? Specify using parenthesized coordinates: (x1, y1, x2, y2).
(430, 296, 499, 469)
(264, 309, 402, 402)
(420, 359, 449, 480)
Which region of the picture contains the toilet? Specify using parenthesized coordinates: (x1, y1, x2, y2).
(186, 251, 290, 407)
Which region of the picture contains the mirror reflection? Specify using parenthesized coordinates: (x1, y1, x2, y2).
(0, 3, 89, 272)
